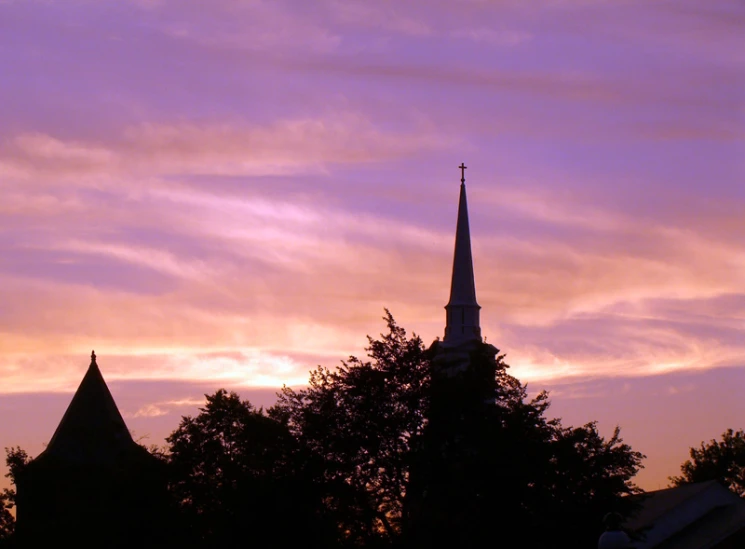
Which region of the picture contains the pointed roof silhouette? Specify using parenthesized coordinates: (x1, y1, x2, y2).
(447, 181, 479, 309)
(35, 351, 151, 466)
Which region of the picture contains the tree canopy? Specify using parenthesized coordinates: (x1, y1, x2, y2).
(0, 447, 30, 547)
(0, 491, 13, 547)
(272, 311, 645, 548)
(272, 310, 430, 545)
(166, 389, 335, 548)
(671, 428, 745, 497)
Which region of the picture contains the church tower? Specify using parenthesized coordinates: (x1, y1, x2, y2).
(15, 352, 171, 548)
(406, 164, 502, 547)
(431, 164, 497, 376)
(443, 163, 481, 346)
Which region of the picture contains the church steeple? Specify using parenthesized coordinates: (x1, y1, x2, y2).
(444, 164, 481, 345)
(39, 351, 147, 464)
(16, 352, 169, 547)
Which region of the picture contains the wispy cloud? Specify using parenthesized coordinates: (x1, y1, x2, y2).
(0, 114, 452, 183)
(130, 397, 206, 418)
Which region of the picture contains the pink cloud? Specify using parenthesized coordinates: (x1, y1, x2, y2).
(0, 114, 454, 184)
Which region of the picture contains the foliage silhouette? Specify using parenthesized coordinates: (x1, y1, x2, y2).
(0, 491, 13, 547)
(671, 428, 745, 496)
(273, 310, 429, 546)
(166, 389, 335, 548)
(0, 447, 30, 546)
(273, 311, 645, 548)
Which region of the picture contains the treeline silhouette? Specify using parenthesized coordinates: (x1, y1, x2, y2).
(1, 313, 648, 548)
(670, 428, 745, 497)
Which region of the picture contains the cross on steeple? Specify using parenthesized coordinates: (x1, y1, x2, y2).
(459, 163, 467, 184)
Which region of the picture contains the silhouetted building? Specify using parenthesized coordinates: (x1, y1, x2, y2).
(429, 164, 499, 382)
(625, 480, 745, 549)
(15, 352, 170, 548)
(442, 174, 482, 347)
(406, 165, 503, 546)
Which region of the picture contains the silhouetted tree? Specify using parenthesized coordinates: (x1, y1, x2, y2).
(0, 447, 30, 547)
(273, 311, 429, 546)
(166, 389, 335, 548)
(273, 312, 645, 548)
(409, 343, 644, 548)
(671, 428, 745, 496)
(535, 422, 644, 546)
(0, 491, 13, 547)
(4, 447, 29, 489)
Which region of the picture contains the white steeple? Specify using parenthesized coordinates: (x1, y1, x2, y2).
(443, 164, 482, 345)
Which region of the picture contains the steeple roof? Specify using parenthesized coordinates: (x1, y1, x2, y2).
(443, 166, 482, 345)
(36, 351, 151, 466)
(447, 181, 479, 308)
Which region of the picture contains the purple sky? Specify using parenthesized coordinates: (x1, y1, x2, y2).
(1, 0, 744, 490)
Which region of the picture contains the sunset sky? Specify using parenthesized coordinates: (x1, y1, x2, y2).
(1, 0, 744, 491)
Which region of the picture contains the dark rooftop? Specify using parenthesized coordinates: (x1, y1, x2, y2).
(34, 351, 153, 466)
